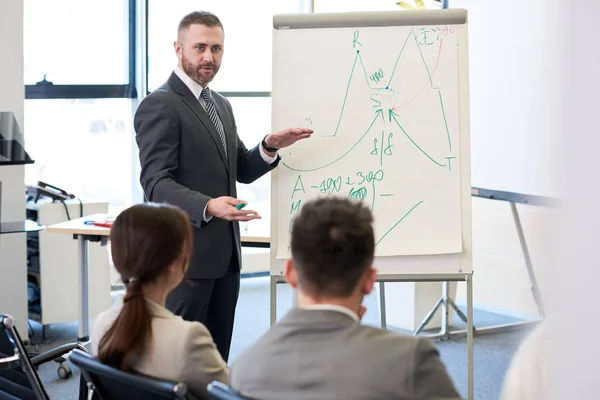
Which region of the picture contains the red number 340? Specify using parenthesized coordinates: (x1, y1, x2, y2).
(436, 26, 456, 36)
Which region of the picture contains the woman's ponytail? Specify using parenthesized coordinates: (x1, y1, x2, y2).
(97, 277, 152, 371)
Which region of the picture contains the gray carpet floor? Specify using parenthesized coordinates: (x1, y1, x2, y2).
(25, 277, 531, 400)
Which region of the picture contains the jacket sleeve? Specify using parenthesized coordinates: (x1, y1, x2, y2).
(134, 94, 211, 227)
(236, 137, 280, 184)
(412, 337, 461, 399)
(180, 323, 230, 398)
(217, 96, 280, 184)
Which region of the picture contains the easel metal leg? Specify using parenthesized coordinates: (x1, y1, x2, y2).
(447, 296, 469, 324)
(467, 273, 474, 400)
(413, 297, 444, 336)
(378, 282, 387, 330)
(510, 202, 545, 318)
(414, 281, 460, 340)
(462, 203, 544, 335)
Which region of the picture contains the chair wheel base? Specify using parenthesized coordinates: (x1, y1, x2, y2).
(57, 363, 73, 380)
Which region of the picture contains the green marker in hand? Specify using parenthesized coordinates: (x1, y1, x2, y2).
(235, 203, 246, 210)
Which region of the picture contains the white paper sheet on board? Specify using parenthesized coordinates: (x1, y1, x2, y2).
(272, 24, 463, 259)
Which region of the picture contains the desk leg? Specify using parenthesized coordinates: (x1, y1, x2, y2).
(77, 236, 90, 342)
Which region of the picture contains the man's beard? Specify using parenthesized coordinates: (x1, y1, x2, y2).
(182, 52, 219, 86)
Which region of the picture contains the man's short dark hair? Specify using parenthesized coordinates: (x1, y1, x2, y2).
(290, 197, 375, 297)
(178, 11, 223, 38)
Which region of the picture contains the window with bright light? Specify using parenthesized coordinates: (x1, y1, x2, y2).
(314, 0, 443, 12)
(23, 0, 137, 215)
(24, 0, 130, 85)
(147, 0, 300, 92)
(24, 99, 135, 214)
(227, 97, 272, 237)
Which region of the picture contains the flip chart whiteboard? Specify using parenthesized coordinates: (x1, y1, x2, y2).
(270, 10, 472, 276)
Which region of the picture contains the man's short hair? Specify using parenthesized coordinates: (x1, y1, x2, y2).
(290, 197, 375, 297)
(178, 11, 223, 38)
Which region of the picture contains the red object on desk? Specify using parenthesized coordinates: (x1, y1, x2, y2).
(92, 221, 113, 228)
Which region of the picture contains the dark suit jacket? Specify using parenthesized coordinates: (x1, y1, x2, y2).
(231, 308, 461, 400)
(134, 72, 278, 279)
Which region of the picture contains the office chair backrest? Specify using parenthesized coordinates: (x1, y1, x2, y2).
(0, 315, 48, 400)
(69, 349, 188, 400)
(207, 381, 246, 400)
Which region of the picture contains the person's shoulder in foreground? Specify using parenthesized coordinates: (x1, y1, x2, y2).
(231, 308, 460, 400)
(500, 316, 564, 400)
(229, 196, 459, 400)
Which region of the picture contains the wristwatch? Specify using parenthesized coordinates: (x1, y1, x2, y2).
(261, 135, 279, 152)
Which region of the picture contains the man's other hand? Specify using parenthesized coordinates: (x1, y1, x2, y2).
(207, 197, 262, 222)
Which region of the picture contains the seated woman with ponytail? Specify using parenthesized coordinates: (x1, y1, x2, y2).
(91, 203, 228, 399)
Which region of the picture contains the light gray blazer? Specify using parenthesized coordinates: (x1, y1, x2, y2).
(91, 297, 229, 399)
(230, 308, 460, 400)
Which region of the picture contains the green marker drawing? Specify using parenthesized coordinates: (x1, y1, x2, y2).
(235, 203, 246, 210)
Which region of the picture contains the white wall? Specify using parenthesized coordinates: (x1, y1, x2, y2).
(0, 1, 24, 130)
(553, 2, 600, 397)
(445, 0, 562, 318)
(0, 0, 26, 333)
(452, 0, 561, 198)
(503, 3, 600, 398)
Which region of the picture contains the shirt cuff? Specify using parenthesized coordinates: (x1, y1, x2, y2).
(203, 203, 213, 222)
(259, 143, 279, 164)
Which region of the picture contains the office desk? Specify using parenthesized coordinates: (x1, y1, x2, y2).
(45, 214, 109, 342)
(46, 214, 271, 342)
(240, 236, 270, 249)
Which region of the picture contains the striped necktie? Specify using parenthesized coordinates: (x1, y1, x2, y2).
(200, 88, 228, 159)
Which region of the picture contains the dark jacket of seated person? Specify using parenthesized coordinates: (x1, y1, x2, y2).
(90, 203, 229, 400)
(230, 198, 460, 400)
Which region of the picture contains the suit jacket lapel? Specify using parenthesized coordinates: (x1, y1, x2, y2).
(212, 95, 237, 173)
(167, 73, 229, 172)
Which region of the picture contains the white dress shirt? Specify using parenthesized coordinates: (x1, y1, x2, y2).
(301, 304, 359, 322)
(173, 66, 278, 221)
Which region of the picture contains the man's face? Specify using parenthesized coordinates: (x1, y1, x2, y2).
(175, 23, 224, 87)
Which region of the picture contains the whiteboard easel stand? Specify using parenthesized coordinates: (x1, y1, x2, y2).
(270, 8, 473, 399)
(412, 280, 470, 339)
(413, 187, 553, 339)
(270, 272, 474, 400)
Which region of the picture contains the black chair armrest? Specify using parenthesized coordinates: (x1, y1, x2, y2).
(207, 381, 246, 400)
(30, 343, 88, 367)
(69, 349, 188, 398)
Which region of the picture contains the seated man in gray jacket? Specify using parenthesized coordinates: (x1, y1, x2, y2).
(230, 197, 460, 400)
